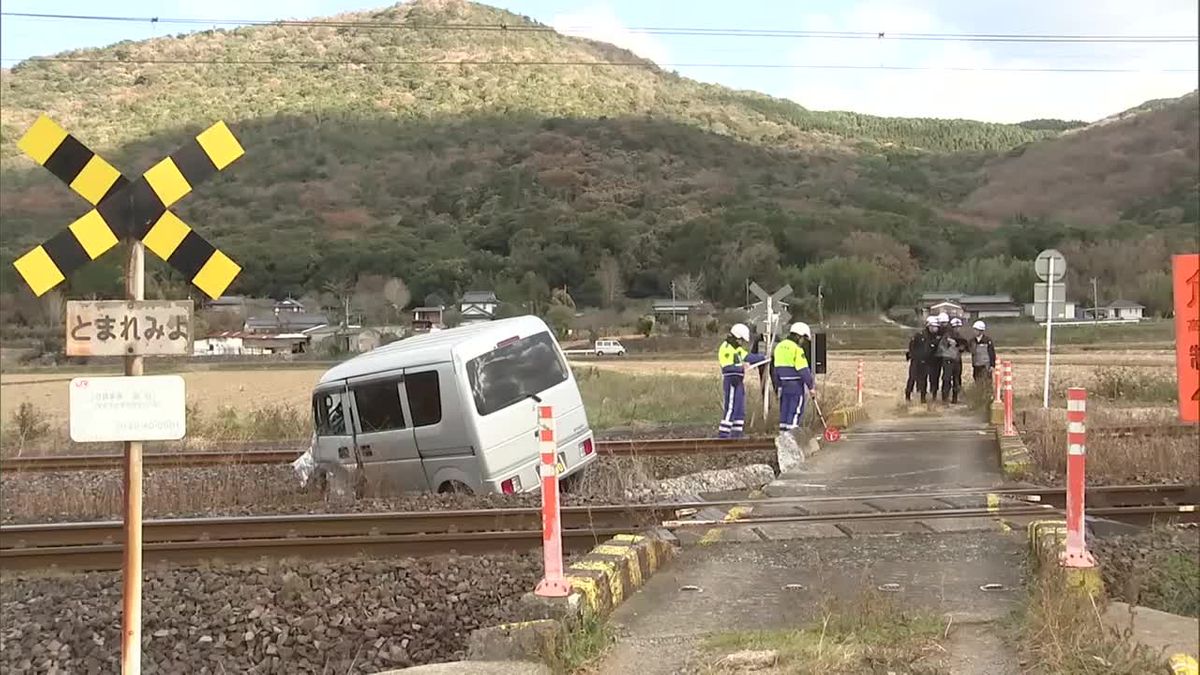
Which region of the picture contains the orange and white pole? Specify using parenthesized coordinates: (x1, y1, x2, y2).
(534, 405, 570, 597)
(856, 359, 864, 406)
(1062, 388, 1095, 568)
(1003, 360, 1016, 437)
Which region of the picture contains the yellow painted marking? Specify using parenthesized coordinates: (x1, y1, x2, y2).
(698, 506, 749, 545)
(13, 246, 64, 296)
(67, 210, 119, 259)
(1169, 653, 1198, 675)
(142, 211, 191, 260)
(69, 154, 121, 205)
(613, 534, 645, 543)
(571, 560, 623, 604)
(196, 120, 244, 170)
(191, 249, 241, 299)
(143, 157, 192, 207)
(496, 619, 542, 630)
(595, 544, 643, 588)
(17, 115, 67, 164)
(986, 493, 1000, 513)
(567, 576, 599, 615)
(645, 543, 658, 571)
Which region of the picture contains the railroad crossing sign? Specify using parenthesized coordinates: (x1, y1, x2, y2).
(1035, 248, 1067, 282)
(12, 115, 244, 298)
(747, 282, 793, 336)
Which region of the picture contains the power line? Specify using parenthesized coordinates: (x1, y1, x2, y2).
(2, 55, 1195, 73)
(2, 11, 1197, 44)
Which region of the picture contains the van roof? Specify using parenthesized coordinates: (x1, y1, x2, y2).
(317, 315, 553, 385)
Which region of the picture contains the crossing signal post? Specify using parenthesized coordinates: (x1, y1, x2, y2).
(748, 282, 793, 420)
(13, 115, 246, 674)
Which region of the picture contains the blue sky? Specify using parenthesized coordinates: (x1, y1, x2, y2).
(2, 0, 1196, 122)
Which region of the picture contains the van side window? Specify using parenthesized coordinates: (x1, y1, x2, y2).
(405, 370, 442, 427)
(314, 391, 346, 435)
(352, 380, 406, 432)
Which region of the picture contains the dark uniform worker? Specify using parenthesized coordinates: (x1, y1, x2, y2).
(969, 320, 998, 382)
(905, 315, 940, 404)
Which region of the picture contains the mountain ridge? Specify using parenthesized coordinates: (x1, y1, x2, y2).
(0, 0, 1195, 316)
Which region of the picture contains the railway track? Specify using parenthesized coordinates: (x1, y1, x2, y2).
(3, 485, 1194, 571)
(0, 437, 775, 473)
(3, 423, 1194, 473)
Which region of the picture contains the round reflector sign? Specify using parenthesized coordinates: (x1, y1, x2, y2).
(823, 427, 842, 442)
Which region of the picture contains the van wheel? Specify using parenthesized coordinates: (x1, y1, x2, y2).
(438, 480, 473, 495)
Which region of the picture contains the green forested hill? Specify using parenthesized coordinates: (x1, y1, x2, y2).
(0, 0, 1195, 317)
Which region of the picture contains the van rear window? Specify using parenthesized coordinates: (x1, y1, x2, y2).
(467, 332, 568, 416)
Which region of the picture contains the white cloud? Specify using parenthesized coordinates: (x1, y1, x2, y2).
(550, 4, 670, 66)
(782, 0, 1198, 122)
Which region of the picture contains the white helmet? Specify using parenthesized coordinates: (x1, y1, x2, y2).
(950, 317, 963, 327)
(730, 323, 751, 342)
(937, 312, 950, 325)
(973, 320, 986, 331)
(789, 322, 811, 338)
(926, 315, 940, 326)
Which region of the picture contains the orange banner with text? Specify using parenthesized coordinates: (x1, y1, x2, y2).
(1172, 254, 1200, 422)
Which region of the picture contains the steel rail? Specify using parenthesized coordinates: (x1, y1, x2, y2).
(0, 437, 780, 473)
(2, 423, 1194, 473)
(3, 503, 1192, 572)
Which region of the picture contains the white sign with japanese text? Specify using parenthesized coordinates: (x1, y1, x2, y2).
(66, 300, 193, 357)
(69, 375, 187, 442)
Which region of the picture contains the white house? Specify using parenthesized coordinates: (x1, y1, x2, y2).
(1098, 300, 1146, 321)
(460, 291, 499, 324)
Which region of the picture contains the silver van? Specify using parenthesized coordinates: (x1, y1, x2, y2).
(309, 316, 597, 495)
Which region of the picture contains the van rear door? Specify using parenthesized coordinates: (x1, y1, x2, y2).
(465, 331, 591, 490)
(346, 370, 428, 493)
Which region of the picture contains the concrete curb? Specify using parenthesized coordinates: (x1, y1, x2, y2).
(466, 529, 679, 663)
(995, 427, 1033, 479)
(1026, 519, 1104, 596)
(827, 405, 868, 430)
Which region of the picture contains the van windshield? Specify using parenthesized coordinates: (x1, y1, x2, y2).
(467, 332, 568, 416)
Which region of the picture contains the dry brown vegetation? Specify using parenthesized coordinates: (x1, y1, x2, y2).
(962, 92, 1199, 226)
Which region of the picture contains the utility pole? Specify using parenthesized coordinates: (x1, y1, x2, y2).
(671, 280, 677, 329)
(1091, 277, 1099, 322)
(817, 281, 824, 325)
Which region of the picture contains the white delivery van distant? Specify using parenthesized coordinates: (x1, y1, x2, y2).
(593, 339, 626, 356)
(309, 316, 596, 495)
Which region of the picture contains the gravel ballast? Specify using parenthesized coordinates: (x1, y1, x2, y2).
(1, 554, 544, 673)
(2, 447, 778, 524)
(1091, 526, 1200, 618)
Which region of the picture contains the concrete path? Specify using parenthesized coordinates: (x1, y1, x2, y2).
(598, 411, 1025, 674)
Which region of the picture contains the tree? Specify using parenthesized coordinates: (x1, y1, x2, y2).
(596, 255, 624, 308)
(383, 277, 411, 322)
(323, 278, 353, 326)
(545, 304, 575, 338)
(673, 272, 705, 301)
(550, 287, 575, 309)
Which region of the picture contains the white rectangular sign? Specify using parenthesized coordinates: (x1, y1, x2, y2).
(69, 375, 187, 442)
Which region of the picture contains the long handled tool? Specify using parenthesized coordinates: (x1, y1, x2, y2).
(809, 389, 841, 442)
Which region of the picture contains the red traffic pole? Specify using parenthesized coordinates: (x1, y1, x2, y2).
(534, 405, 570, 597)
(1003, 360, 1016, 437)
(1062, 388, 1095, 568)
(856, 359, 864, 406)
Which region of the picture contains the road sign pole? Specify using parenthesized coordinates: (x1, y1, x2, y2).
(1042, 258, 1055, 409)
(121, 240, 145, 675)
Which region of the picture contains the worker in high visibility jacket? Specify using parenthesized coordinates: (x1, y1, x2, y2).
(717, 323, 767, 438)
(773, 322, 815, 432)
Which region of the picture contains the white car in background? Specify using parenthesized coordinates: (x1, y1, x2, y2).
(593, 339, 626, 356)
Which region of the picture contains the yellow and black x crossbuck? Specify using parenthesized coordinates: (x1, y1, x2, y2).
(13, 116, 245, 298)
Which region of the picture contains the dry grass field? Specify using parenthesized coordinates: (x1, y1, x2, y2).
(0, 348, 1179, 454)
